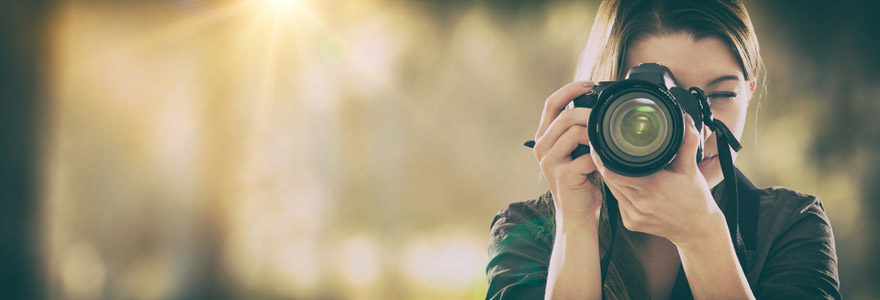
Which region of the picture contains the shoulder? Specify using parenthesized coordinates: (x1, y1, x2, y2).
(756, 185, 832, 238)
(485, 192, 556, 299)
(759, 185, 825, 214)
(488, 191, 556, 252)
(748, 185, 840, 298)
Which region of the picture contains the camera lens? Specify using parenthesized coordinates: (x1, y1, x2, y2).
(602, 92, 673, 163)
(582, 64, 696, 177)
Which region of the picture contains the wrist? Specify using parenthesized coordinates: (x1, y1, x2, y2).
(553, 188, 603, 229)
(555, 210, 600, 234)
(673, 211, 729, 252)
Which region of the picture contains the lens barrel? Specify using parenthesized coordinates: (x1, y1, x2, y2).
(586, 81, 686, 177)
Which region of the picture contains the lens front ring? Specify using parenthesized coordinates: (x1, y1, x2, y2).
(587, 82, 685, 177)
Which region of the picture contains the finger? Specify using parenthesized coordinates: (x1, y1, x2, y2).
(535, 81, 594, 139)
(605, 182, 648, 233)
(544, 125, 589, 164)
(668, 113, 701, 174)
(589, 146, 654, 191)
(564, 150, 598, 175)
(605, 168, 657, 191)
(588, 142, 606, 175)
(611, 186, 639, 230)
(605, 179, 636, 204)
(534, 108, 591, 157)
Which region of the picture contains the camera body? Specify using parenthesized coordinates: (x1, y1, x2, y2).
(569, 63, 707, 177)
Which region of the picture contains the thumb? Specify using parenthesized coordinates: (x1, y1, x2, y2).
(669, 113, 700, 174)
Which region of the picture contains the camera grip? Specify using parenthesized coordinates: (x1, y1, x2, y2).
(570, 144, 591, 160)
(523, 140, 591, 160)
(526, 90, 597, 160)
(570, 91, 597, 109)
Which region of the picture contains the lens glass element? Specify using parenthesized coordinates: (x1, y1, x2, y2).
(603, 92, 672, 162)
(620, 102, 662, 147)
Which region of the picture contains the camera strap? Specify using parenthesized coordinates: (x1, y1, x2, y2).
(711, 119, 746, 262)
(600, 183, 618, 287)
(693, 87, 747, 267)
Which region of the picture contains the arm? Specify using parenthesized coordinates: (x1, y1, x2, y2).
(675, 213, 755, 299)
(545, 211, 602, 300)
(486, 80, 608, 299)
(485, 199, 603, 300)
(527, 81, 605, 299)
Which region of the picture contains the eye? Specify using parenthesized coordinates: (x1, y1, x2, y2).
(707, 91, 737, 100)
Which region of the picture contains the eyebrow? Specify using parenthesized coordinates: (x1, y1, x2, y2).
(664, 72, 740, 89)
(707, 75, 740, 86)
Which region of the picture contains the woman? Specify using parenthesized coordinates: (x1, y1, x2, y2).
(485, 0, 840, 299)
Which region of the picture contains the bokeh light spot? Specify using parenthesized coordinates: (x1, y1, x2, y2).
(61, 242, 106, 299)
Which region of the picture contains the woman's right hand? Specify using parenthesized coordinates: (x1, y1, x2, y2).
(533, 81, 603, 224)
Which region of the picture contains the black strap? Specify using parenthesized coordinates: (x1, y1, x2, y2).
(599, 184, 618, 288)
(694, 87, 747, 268)
(715, 124, 746, 263)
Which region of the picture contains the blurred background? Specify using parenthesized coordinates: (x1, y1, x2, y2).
(1, 0, 878, 299)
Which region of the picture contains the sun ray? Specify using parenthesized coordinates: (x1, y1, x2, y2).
(242, 3, 284, 164)
(63, 0, 254, 75)
(118, 1, 250, 49)
(206, 4, 274, 90)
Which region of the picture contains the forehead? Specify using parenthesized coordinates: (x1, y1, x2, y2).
(625, 33, 743, 85)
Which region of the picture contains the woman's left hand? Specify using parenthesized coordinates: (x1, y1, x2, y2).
(589, 113, 727, 246)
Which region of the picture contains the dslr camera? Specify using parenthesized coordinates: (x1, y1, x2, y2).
(569, 63, 709, 177)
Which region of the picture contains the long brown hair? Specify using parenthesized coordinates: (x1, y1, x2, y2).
(550, 0, 763, 298)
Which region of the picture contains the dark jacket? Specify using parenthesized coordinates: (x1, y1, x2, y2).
(485, 168, 840, 299)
